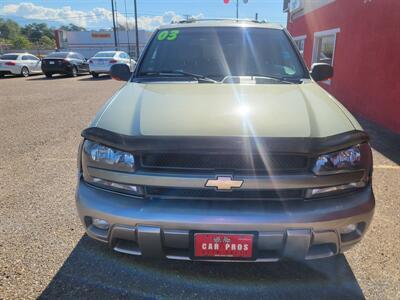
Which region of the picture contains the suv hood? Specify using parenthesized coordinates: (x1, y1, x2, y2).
(93, 82, 359, 138)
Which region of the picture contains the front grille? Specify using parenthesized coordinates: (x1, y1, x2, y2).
(146, 187, 304, 201)
(141, 153, 308, 172)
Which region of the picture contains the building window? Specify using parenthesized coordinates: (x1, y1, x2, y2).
(293, 35, 306, 56)
(312, 28, 340, 84)
(312, 28, 340, 65)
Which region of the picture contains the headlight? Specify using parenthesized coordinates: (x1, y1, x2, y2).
(83, 140, 135, 172)
(81, 140, 143, 196)
(312, 144, 371, 175)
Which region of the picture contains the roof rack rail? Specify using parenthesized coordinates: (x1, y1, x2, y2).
(172, 18, 268, 24)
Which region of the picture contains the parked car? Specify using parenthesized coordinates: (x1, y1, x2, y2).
(88, 51, 136, 78)
(41, 52, 89, 78)
(76, 20, 374, 262)
(0, 53, 42, 77)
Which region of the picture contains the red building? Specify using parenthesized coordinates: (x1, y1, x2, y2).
(283, 0, 400, 133)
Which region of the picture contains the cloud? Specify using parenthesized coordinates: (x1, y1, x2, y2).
(0, 2, 201, 30)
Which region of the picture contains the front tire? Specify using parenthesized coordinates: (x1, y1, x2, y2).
(21, 67, 30, 77)
(91, 72, 99, 78)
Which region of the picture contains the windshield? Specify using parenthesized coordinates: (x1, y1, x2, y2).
(94, 52, 116, 58)
(0, 54, 19, 60)
(138, 27, 307, 82)
(46, 52, 69, 58)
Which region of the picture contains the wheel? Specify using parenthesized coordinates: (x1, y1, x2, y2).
(91, 72, 99, 78)
(0, 73, 4, 78)
(45, 73, 52, 78)
(71, 66, 78, 77)
(21, 67, 30, 77)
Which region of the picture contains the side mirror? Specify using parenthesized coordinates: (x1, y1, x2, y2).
(310, 63, 333, 81)
(110, 63, 132, 81)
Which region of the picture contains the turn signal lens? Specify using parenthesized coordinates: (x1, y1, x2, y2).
(87, 177, 143, 196)
(306, 181, 366, 198)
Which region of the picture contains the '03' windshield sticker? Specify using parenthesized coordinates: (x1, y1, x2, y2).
(157, 30, 180, 41)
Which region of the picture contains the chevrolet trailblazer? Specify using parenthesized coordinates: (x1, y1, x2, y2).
(76, 20, 374, 261)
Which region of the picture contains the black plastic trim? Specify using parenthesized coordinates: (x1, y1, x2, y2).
(81, 127, 369, 155)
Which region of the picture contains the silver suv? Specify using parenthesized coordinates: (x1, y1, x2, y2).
(76, 20, 374, 262)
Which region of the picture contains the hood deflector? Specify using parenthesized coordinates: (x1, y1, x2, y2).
(81, 127, 369, 155)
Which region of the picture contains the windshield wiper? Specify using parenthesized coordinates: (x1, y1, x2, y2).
(247, 74, 301, 84)
(139, 70, 217, 83)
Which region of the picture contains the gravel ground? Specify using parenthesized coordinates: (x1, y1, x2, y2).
(0, 74, 399, 299)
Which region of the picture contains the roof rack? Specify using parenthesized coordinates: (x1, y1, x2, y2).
(172, 18, 268, 24)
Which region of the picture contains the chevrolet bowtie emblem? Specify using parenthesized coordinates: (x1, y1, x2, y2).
(205, 176, 244, 190)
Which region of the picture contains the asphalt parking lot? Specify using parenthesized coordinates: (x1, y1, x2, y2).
(0, 74, 399, 300)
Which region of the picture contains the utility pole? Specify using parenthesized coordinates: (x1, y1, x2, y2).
(236, 0, 239, 20)
(111, 0, 118, 49)
(134, 0, 139, 60)
(255, 13, 258, 21)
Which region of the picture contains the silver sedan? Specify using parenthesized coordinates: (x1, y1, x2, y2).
(88, 51, 136, 78)
(0, 53, 42, 77)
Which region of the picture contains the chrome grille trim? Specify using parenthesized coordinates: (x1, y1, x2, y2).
(87, 167, 366, 190)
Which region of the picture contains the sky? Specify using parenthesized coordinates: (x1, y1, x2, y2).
(0, 0, 288, 31)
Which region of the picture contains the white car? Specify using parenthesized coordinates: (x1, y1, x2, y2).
(0, 53, 42, 77)
(88, 51, 136, 78)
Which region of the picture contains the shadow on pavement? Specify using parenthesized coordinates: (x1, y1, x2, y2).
(357, 115, 400, 165)
(39, 235, 364, 300)
(27, 74, 91, 80)
(78, 75, 111, 81)
(0, 74, 41, 79)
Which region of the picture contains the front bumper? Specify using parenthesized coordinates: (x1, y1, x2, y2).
(76, 179, 374, 262)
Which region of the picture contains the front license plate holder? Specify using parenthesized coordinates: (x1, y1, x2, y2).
(190, 231, 257, 261)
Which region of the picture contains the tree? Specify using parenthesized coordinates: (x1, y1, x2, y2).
(11, 36, 32, 49)
(59, 23, 86, 31)
(0, 19, 57, 50)
(21, 23, 54, 43)
(0, 18, 21, 40)
(38, 36, 55, 49)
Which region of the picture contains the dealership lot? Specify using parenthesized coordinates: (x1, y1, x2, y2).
(0, 75, 399, 299)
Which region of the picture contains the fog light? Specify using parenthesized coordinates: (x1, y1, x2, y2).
(92, 218, 110, 230)
(341, 223, 357, 234)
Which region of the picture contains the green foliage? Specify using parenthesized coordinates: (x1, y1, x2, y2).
(0, 18, 21, 40)
(11, 36, 32, 49)
(38, 36, 55, 49)
(59, 23, 86, 31)
(0, 18, 58, 50)
(21, 23, 54, 43)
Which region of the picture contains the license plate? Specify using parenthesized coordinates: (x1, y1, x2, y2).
(49, 61, 54, 64)
(194, 233, 254, 259)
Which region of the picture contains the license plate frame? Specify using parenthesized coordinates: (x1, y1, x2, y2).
(190, 231, 257, 261)
(49, 61, 55, 64)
